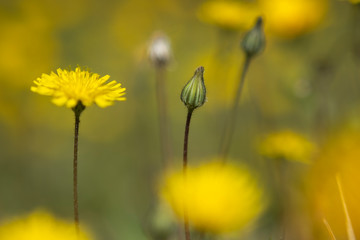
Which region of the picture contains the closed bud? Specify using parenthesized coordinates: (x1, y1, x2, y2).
(181, 66, 206, 111)
(241, 17, 265, 57)
(148, 32, 171, 67)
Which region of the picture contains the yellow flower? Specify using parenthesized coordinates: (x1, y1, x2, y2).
(349, 0, 360, 3)
(197, 1, 260, 30)
(160, 161, 264, 234)
(259, 0, 328, 38)
(31, 67, 126, 108)
(258, 130, 315, 163)
(0, 210, 92, 240)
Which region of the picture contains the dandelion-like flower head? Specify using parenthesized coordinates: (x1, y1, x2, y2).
(160, 161, 264, 234)
(258, 130, 315, 163)
(31, 67, 126, 108)
(0, 210, 92, 240)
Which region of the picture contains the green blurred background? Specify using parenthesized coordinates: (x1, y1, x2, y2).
(1, 0, 360, 239)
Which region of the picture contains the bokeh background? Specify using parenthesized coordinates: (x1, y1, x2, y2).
(1, 0, 360, 239)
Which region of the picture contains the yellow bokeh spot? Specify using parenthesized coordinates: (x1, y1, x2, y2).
(0, 210, 92, 240)
(258, 129, 315, 163)
(160, 161, 264, 234)
(197, 1, 261, 30)
(308, 129, 360, 238)
(259, 0, 328, 38)
(0, 8, 57, 89)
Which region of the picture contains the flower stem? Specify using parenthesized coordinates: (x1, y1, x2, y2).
(219, 55, 252, 160)
(73, 111, 80, 234)
(183, 109, 193, 240)
(155, 65, 172, 167)
(72, 102, 85, 235)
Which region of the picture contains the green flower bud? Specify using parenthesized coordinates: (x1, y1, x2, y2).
(180, 66, 206, 111)
(241, 17, 265, 57)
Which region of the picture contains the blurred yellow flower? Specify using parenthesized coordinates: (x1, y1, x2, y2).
(259, 130, 315, 163)
(308, 129, 360, 238)
(31, 67, 126, 108)
(349, 0, 360, 3)
(160, 161, 264, 234)
(0, 210, 92, 240)
(259, 0, 328, 38)
(197, 1, 260, 30)
(0, 5, 58, 89)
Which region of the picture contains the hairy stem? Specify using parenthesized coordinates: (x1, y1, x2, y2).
(72, 102, 85, 235)
(73, 111, 80, 234)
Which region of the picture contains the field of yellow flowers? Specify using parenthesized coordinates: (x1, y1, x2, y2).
(1, 0, 360, 239)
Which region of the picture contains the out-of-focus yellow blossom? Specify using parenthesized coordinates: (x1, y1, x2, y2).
(20, 0, 91, 28)
(0, 210, 92, 240)
(0, 0, 92, 89)
(197, 1, 260, 30)
(309, 129, 360, 238)
(259, 130, 315, 163)
(160, 161, 264, 234)
(0, 7, 58, 89)
(259, 0, 328, 38)
(31, 67, 126, 108)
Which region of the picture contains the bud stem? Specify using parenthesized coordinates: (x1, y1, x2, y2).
(220, 55, 252, 160)
(183, 109, 193, 240)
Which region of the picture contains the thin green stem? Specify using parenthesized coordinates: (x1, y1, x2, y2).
(183, 109, 193, 240)
(73, 111, 80, 235)
(219, 55, 252, 160)
(183, 110, 193, 171)
(155, 66, 171, 167)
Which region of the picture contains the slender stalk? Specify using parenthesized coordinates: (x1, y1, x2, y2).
(72, 102, 85, 235)
(183, 110, 193, 171)
(73, 110, 80, 234)
(155, 65, 171, 167)
(219, 55, 252, 160)
(183, 109, 193, 240)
